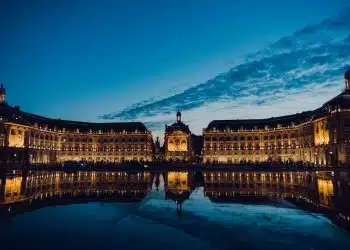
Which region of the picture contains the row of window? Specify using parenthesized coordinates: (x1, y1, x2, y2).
(29, 135, 148, 143)
(203, 142, 311, 150)
(60, 151, 147, 156)
(204, 133, 311, 141)
(7, 129, 149, 142)
(204, 150, 296, 155)
(30, 146, 149, 152)
(30, 142, 148, 147)
(204, 147, 298, 151)
(61, 147, 147, 152)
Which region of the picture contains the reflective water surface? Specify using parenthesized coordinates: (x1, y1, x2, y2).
(1, 170, 350, 250)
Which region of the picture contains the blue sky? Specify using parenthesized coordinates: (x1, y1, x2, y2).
(0, 0, 349, 128)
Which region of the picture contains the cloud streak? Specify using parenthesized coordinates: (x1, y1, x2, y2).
(100, 7, 350, 139)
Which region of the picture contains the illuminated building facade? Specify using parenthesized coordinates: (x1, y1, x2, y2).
(164, 111, 194, 162)
(202, 70, 350, 166)
(1, 71, 350, 167)
(0, 88, 153, 165)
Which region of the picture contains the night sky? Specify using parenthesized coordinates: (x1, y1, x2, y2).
(1, 0, 350, 138)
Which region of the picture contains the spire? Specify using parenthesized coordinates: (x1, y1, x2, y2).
(0, 84, 5, 104)
(345, 67, 350, 92)
(176, 110, 181, 123)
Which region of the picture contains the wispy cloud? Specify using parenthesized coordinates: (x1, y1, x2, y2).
(100, 7, 350, 139)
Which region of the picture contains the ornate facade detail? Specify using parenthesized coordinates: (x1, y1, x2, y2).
(164, 111, 194, 162)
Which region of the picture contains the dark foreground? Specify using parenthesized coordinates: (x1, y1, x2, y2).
(0, 169, 350, 250)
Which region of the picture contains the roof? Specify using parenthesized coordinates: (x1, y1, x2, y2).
(205, 88, 350, 132)
(0, 103, 148, 133)
(206, 111, 315, 131)
(322, 91, 350, 110)
(166, 121, 191, 134)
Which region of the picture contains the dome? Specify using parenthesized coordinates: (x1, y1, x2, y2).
(176, 110, 181, 117)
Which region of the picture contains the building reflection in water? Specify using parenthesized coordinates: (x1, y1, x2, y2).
(317, 178, 334, 207)
(203, 171, 350, 222)
(0, 170, 349, 223)
(163, 172, 192, 212)
(0, 171, 152, 207)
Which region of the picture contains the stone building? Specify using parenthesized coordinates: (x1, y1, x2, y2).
(202, 70, 350, 166)
(164, 111, 194, 162)
(0, 87, 153, 165)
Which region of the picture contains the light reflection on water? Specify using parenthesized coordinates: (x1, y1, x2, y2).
(0, 170, 350, 249)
